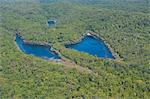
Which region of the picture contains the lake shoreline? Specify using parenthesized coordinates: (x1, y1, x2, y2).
(15, 33, 61, 61)
(85, 30, 122, 60)
(16, 30, 122, 61)
(65, 30, 122, 60)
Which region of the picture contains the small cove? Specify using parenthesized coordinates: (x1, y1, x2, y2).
(65, 35, 114, 59)
(15, 34, 61, 60)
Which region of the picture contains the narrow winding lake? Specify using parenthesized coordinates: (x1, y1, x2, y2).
(65, 35, 114, 58)
(15, 34, 60, 60)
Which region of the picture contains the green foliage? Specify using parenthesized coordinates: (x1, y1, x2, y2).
(0, 0, 149, 98)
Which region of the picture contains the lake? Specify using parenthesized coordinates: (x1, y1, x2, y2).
(65, 35, 114, 58)
(15, 34, 60, 60)
(47, 20, 56, 27)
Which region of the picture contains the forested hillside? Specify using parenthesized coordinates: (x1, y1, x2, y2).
(0, 0, 150, 98)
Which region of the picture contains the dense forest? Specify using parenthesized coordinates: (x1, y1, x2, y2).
(0, 0, 150, 98)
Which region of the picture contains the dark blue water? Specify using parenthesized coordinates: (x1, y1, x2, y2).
(47, 20, 56, 27)
(65, 35, 114, 58)
(15, 34, 60, 60)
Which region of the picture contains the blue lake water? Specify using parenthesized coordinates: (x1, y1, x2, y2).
(65, 35, 114, 58)
(47, 20, 56, 27)
(15, 34, 60, 60)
